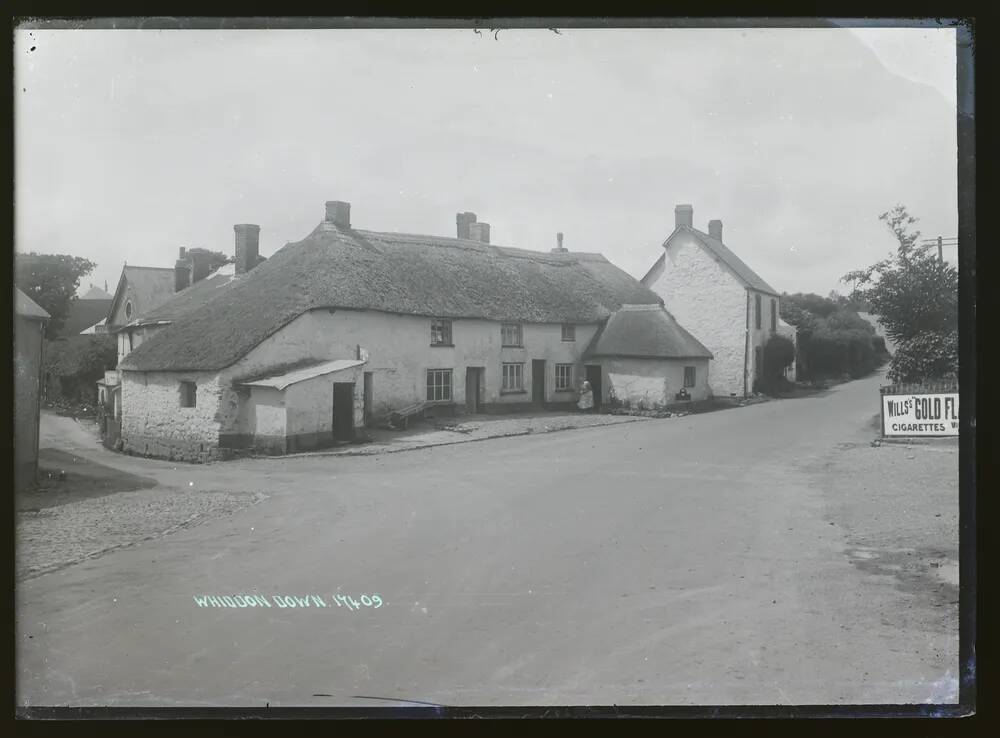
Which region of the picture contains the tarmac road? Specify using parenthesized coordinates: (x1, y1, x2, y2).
(16, 372, 959, 707)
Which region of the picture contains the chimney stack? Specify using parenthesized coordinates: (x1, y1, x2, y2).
(234, 224, 261, 275)
(174, 250, 191, 292)
(708, 219, 723, 241)
(325, 201, 351, 229)
(551, 232, 568, 253)
(189, 251, 212, 285)
(675, 204, 693, 229)
(468, 221, 491, 244)
(456, 211, 477, 240)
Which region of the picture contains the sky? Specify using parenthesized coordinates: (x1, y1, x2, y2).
(14, 25, 959, 299)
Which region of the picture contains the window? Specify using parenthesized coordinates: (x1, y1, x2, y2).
(125, 300, 133, 321)
(555, 363, 574, 391)
(754, 293, 762, 329)
(684, 366, 696, 388)
(501, 323, 523, 347)
(426, 369, 452, 402)
(179, 381, 197, 408)
(561, 324, 575, 342)
(430, 318, 452, 346)
(770, 298, 777, 332)
(502, 362, 524, 392)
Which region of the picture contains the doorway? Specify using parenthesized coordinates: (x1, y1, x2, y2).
(585, 364, 602, 410)
(332, 382, 356, 442)
(465, 367, 483, 413)
(532, 359, 546, 406)
(363, 372, 373, 427)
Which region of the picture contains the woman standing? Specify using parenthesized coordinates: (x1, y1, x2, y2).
(577, 380, 594, 412)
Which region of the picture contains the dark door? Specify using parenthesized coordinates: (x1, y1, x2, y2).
(465, 367, 482, 413)
(363, 372, 373, 427)
(332, 382, 355, 442)
(532, 360, 546, 405)
(585, 364, 602, 410)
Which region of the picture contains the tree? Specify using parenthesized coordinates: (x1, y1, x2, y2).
(780, 293, 882, 380)
(762, 334, 795, 383)
(186, 248, 231, 273)
(15, 253, 96, 335)
(843, 206, 957, 383)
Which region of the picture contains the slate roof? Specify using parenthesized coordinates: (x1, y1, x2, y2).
(646, 225, 779, 296)
(79, 284, 113, 300)
(15, 287, 50, 320)
(239, 358, 367, 390)
(58, 298, 113, 337)
(107, 266, 176, 329)
(583, 304, 713, 360)
(121, 222, 663, 372)
(129, 264, 237, 326)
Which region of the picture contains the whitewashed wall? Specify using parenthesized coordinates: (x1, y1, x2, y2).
(644, 231, 749, 398)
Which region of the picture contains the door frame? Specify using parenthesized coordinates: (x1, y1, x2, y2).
(465, 367, 483, 413)
(531, 359, 546, 406)
(332, 381, 356, 442)
(585, 364, 603, 410)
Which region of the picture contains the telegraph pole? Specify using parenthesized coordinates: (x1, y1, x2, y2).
(919, 236, 957, 265)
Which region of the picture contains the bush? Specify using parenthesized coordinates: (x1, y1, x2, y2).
(888, 331, 958, 383)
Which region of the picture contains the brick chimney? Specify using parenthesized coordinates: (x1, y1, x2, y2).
(456, 211, 477, 240)
(174, 247, 190, 292)
(234, 224, 260, 275)
(551, 232, 568, 253)
(188, 249, 212, 285)
(708, 219, 723, 241)
(468, 221, 491, 244)
(675, 204, 693, 229)
(325, 201, 351, 228)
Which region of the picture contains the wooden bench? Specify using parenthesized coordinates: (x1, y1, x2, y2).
(386, 401, 427, 430)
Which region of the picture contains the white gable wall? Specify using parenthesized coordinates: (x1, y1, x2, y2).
(644, 231, 748, 397)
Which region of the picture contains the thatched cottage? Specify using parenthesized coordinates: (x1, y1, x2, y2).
(641, 204, 796, 398)
(114, 200, 721, 462)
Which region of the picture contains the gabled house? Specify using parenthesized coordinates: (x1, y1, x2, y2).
(116, 200, 666, 461)
(15, 287, 50, 490)
(98, 228, 262, 435)
(641, 204, 794, 398)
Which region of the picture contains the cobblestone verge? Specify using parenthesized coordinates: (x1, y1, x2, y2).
(17, 488, 266, 581)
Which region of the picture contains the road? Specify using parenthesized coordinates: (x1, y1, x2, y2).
(16, 372, 959, 707)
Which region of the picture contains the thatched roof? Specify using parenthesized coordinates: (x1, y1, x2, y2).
(584, 304, 713, 360)
(121, 222, 662, 372)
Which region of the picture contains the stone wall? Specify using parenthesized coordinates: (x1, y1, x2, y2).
(120, 369, 223, 462)
(644, 231, 751, 398)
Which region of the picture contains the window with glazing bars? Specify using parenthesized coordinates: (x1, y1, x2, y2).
(426, 369, 452, 401)
(431, 318, 452, 345)
(501, 323, 523, 347)
(502, 362, 524, 391)
(555, 363, 574, 390)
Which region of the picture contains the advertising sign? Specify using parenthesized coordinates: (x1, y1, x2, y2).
(881, 392, 959, 437)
